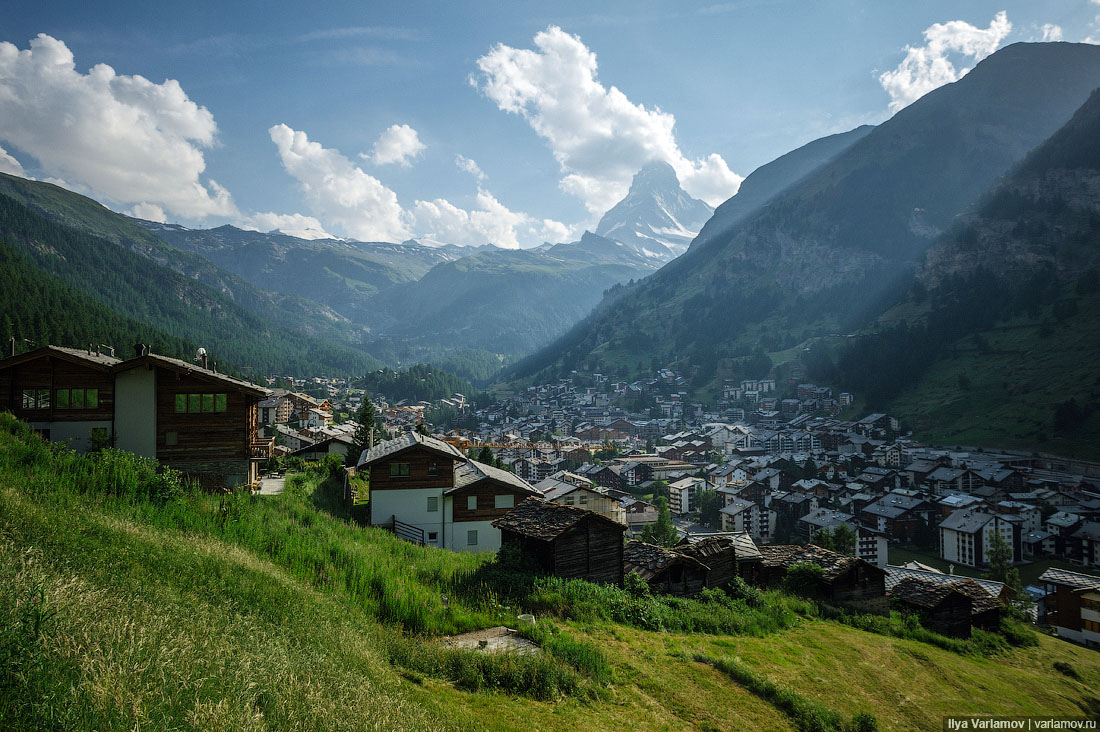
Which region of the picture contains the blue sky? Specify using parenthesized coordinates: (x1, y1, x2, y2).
(1, 0, 1097, 246)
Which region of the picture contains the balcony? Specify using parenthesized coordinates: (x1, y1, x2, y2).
(250, 437, 274, 459)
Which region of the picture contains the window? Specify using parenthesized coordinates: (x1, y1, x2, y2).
(579, 493, 588, 505)
(389, 462, 410, 477)
(56, 389, 70, 409)
(175, 393, 229, 413)
(428, 531, 438, 542)
(426, 496, 438, 512)
(22, 388, 50, 409)
(494, 494, 515, 509)
(1084, 619, 1100, 633)
(427, 461, 438, 476)
(71, 389, 85, 408)
(467, 529, 478, 546)
(467, 495, 478, 511)
(165, 431, 178, 446)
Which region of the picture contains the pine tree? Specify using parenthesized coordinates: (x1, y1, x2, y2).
(348, 397, 377, 466)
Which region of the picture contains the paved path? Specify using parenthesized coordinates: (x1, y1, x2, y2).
(256, 474, 286, 495)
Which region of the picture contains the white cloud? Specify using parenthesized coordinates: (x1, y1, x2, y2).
(409, 188, 550, 249)
(879, 12, 1012, 113)
(1040, 23, 1064, 41)
(367, 123, 425, 166)
(537, 218, 573, 244)
(241, 212, 334, 240)
(472, 26, 742, 213)
(269, 124, 555, 247)
(129, 203, 167, 222)
(0, 33, 237, 219)
(269, 123, 409, 242)
(0, 144, 26, 176)
(455, 154, 486, 181)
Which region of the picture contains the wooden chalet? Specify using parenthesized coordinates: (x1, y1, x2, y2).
(359, 432, 538, 552)
(1039, 567, 1100, 649)
(624, 541, 709, 597)
(0, 345, 270, 490)
(889, 577, 974, 637)
(493, 497, 625, 585)
(0, 346, 120, 452)
(759, 544, 888, 614)
(114, 352, 270, 490)
(676, 532, 762, 588)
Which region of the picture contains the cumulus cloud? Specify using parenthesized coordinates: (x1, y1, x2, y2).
(129, 203, 167, 222)
(471, 26, 742, 213)
(270, 123, 409, 242)
(408, 189, 570, 249)
(0, 33, 237, 219)
(455, 154, 486, 181)
(1040, 23, 1064, 41)
(269, 124, 558, 247)
(367, 123, 425, 166)
(0, 144, 26, 176)
(879, 12, 1012, 113)
(241, 212, 334, 240)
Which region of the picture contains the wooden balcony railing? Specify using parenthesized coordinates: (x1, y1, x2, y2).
(250, 437, 274, 459)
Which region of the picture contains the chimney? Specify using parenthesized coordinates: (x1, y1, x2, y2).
(8, 336, 14, 358)
(133, 343, 145, 358)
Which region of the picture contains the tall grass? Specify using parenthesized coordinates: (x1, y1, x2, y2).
(696, 653, 879, 732)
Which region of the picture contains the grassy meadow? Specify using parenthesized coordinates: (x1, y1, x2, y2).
(2, 411, 1099, 731)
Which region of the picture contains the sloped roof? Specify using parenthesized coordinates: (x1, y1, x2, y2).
(623, 541, 708, 580)
(449, 459, 538, 495)
(0, 345, 121, 371)
(358, 431, 466, 467)
(885, 565, 1006, 599)
(782, 544, 881, 581)
(1039, 567, 1100, 591)
(677, 532, 761, 562)
(492, 497, 625, 540)
(889, 577, 971, 610)
(759, 544, 802, 567)
(119, 353, 268, 396)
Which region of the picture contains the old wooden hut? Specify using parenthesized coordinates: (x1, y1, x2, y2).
(623, 541, 709, 597)
(949, 578, 1004, 630)
(759, 544, 888, 614)
(676, 532, 762, 589)
(889, 577, 974, 637)
(493, 497, 626, 585)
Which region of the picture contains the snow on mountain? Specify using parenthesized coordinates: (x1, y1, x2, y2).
(594, 161, 714, 262)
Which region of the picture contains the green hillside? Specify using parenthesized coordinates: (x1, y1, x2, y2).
(508, 42, 1100, 387)
(0, 173, 367, 348)
(2, 413, 1098, 731)
(0, 191, 378, 376)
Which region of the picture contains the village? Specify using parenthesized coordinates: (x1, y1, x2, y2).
(2, 345, 1100, 648)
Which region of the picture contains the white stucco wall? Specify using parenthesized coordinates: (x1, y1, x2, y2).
(370, 488, 446, 546)
(28, 419, 113, 454)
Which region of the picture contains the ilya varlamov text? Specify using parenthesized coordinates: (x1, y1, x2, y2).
(946, 719, 1098, 731)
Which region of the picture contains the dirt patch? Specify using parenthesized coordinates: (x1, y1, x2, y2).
(442, 626, 540, 654)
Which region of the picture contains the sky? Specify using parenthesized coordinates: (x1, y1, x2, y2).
(0, 0, 1097, 247)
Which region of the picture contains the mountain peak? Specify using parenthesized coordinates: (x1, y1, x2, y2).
(594, 161, 713, 262)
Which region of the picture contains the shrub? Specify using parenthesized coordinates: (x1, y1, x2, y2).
(782, 562, 825, 600)
(1053, 661, 1080, 680)
(624, 572, 651, 598)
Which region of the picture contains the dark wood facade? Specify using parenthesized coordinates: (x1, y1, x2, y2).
(624, 541, 708, 597)
(495, 498, 626, 586)
(363, 444, 457, 494)
(0, 348, 117, 438)
(1, 347, 270, 490)
(449, 479, 528, 523)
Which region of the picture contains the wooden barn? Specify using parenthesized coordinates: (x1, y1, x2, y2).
(676, 532, 762, 589)
(758, 544, 888, 614)
(493, 497, 626, 585)
(889, 577, 974, 637)
(950, 578, 1004, 630)
(624, 541, 709, 597)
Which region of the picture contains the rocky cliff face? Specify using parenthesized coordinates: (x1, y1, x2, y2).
(595, 161, 713, 262)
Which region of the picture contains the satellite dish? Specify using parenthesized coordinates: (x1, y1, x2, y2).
(195, 347, 207, 361)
